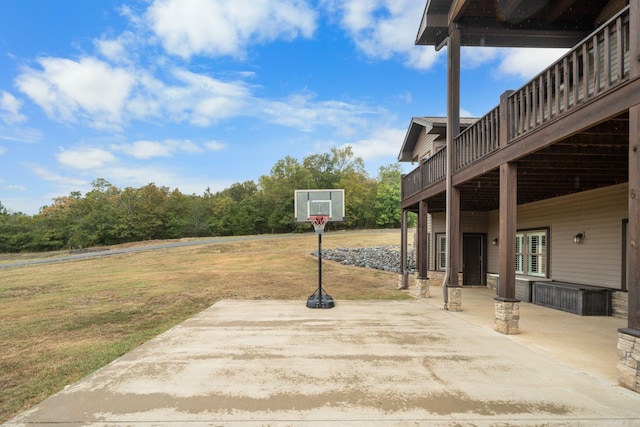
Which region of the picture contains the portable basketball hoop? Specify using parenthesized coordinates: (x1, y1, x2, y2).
(294, 190, 345, 309)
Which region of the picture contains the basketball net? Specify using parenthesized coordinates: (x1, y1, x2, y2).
(309, 215, 329, 235)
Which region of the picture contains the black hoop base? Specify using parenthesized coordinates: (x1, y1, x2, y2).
(306, 289, 335, 309)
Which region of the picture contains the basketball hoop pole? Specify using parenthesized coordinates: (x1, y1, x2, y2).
(317, 231, 323, 306)
(306, 215, 334, 308)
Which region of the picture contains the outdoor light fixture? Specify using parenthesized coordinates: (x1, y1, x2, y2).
(573, 232, 585, 244)
(491, 238, 498, 245)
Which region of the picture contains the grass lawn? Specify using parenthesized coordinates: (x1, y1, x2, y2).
(0, 229, 411, 422)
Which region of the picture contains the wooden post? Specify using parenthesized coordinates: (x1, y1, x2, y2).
(499, 90, 514, 148)
(497, 162, 517, 300)
(631, 0, 640, 80)
(627, 105, 640, 331)
(446, 26, 461, 293)
(417, 201, 431, 298)
(493, 161, 520, 334)
(617, 103, 640, 393)
(418, 200, 429, 280)
(449, 187, 460, 287)
(399, 209, 409, 290)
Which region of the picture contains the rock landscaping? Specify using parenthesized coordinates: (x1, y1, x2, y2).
(311, 246, 416, 273)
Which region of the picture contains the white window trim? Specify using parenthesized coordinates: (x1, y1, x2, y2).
(516, 229, 549, 278)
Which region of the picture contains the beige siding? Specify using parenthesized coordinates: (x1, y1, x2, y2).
(413, 129, 437, 161)
(424, 183, 627, 289)
(486, 183, 628, 289)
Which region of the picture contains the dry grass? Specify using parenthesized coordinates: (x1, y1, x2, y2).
(0, 230, 410, 422)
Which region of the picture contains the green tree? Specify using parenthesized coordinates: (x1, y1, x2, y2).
(259, 156, 312, 233)
(375, 164, 403, 228)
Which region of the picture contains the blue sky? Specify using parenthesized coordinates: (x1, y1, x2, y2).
(0, 0, 567, 215)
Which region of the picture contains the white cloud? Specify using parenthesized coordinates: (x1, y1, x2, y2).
(95, 31, 138, 64)
(457, 46, 568, 81)
(30, 164, 89, 187)
(460, 108, 476, 118)
(145, 0, 317, 59)
(56, 147, 118, 170)
(0, 146, 6, 155)
(497, 48, 568, 80)
(112, 139, 205, 159)
(0, 127, 42, 143)
(171, 68, 252, 126)
(462, 47, 501, 69)
(6, 184, 27, 191)
(113, 140, 174, 159)
(325, 0, 440, 70)
(341, 127, 405, 161)
(0, 91, 27, 125)
(97, 165, 234, 196)
(15, 55, 256, 130)
(16, 57, 136, 130)
(259, 92, 383, 136)
(205, 140, 226, 151)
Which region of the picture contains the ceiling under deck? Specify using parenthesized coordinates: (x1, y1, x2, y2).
(420, 113, 630, 213)
(417, 0, 625, 48)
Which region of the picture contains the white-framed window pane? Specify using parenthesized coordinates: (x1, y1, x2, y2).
(527, 232, 546, 276)
(437, 234, 446, 270)
(515, 234, 524, 274)
(514, 230, 548, 277)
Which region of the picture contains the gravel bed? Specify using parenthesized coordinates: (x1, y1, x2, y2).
(311, 246, 416, 273)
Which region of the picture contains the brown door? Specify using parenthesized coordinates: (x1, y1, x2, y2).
(463, 234, 485, 286)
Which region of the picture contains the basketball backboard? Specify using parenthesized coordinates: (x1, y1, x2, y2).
(294, 189, 345, 222)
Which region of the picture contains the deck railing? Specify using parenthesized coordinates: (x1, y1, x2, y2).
(455, 107, 500, 170)
(401, 147, 447, 199)
(508, 5, 630, 141)
(402, 6, 632, 199)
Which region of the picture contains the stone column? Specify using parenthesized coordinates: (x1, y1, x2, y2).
(618, 331, 640, 392)
(494, 300, 520, 335)
(446, 287, 461, 311)
(416, 277, 430, 298)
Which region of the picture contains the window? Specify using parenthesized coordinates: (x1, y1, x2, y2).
(515, 234, 524, 274)
(516, 229, 548, 277)
(436, 233, 446, 271)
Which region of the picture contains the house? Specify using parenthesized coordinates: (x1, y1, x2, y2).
(398, 0, 640, 393)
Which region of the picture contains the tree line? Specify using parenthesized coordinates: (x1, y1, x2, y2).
(0, 147, 415, 253)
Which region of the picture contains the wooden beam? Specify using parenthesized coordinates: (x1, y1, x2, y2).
(546, 0, 577, 23)
(498, 162, 517, 301)
(418, 200, 429, 280)
(632, 0, 640, 79)
(449, 187, 461, 287)
(447, 26, 461, 289)
(498, 0, 527, 21)
(449, 0, 472, 23)
(628, 104, 640, 330)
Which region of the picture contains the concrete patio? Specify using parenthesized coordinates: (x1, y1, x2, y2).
(6, 286, 640, 426)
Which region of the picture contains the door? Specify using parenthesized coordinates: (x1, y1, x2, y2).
(463, 234, 486, 286)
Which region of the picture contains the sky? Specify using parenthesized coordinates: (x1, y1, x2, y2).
(0, 0, 568, 215)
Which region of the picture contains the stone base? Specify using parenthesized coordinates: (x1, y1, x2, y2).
(617, 331, 640, 393)
(416, 278, 430, 298)
(446, 287, 461, 311)
(494, 300, 520, 335)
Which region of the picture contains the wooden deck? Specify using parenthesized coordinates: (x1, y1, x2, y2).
(402, 6, 635, 209)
